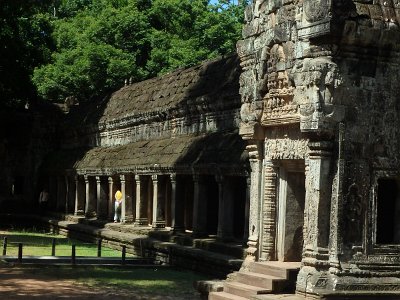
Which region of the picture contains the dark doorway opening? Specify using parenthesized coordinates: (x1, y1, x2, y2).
(232, 177, 246, 240)
(204, 176, 219, 235)
(376, 178, 400, 244)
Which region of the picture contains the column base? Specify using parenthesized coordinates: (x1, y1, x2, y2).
(85, 211, 97, 218)
(74, 210, 84, 216)
(122, 215, 134, 223)
(134, 218, 149, 226)
(152, 221, 166, 229)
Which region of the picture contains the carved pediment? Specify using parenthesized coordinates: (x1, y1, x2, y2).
(261, 44, 299, 127)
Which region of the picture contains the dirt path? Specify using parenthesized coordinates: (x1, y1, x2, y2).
(0, 267, 193, 299)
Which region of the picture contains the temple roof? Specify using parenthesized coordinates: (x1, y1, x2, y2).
(44, 54, 247, 176)
(43, 131, 248, 175)
(65, 54, 241, 127)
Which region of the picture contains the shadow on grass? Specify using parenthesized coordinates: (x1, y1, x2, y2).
(24, 266, 213, 297)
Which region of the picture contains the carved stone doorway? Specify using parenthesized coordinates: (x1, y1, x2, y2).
(276, 160, 305, 262)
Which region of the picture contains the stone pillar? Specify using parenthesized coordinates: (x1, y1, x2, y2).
(329, 124, 345, 272)
(261, 160, 278, 261)
(49, 176, 58, 211)
(65, 176, 75, 214)
(192, 174, 207, 237)
(302, 141, 333, 262)
(96, 176, 108, 219)
(108, 177, 117, 221)
(57, 176, 66, 212)
(74, 175, 85, 216)
(216, 175, 234, 240)
(134, 175, 148, 225)
(170, 174, 184, 232)
(296, 141, 333, 294)
(84, 175, 96, 217)
(120, 174, 134, 223)
(243, 176, 251, 244)
(152, 175, 165, 228)
(241, 142, 263, 269)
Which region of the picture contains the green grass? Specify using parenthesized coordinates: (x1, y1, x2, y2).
(23, 266, 212, 298)
(0, 229, 133, 257)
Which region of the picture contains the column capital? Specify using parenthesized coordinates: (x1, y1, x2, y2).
(246, 140, 263, 161)
(170, 173, 177, 183)
(193, 173, 200, 183)
(84, 175, 89, 183)
(135, 174, 141, 182)
(108, 176, 114, 184)
(308, 141, 333, 158)
(215, 174, 224, 184)
(95, 176, 101, 183)
(120, 174, 126, 182)
(151, 174, 158, 182)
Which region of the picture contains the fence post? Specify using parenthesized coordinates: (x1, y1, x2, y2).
(121, 245, 126, 265)
(2, 237, 7, 256)
(51, 238, 56, 256)
(97, 239, 102, 258)
(71, 244, 76, 265)
(18, 243, 22, 263)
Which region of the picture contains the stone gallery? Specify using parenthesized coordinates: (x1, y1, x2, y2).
(1, 0, 400, 299)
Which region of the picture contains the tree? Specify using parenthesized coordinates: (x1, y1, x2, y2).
(32, 0, 249, 103)
(0, 0, 53, 108)
(33, 1, 150, 102)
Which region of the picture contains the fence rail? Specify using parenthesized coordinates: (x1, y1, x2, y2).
(2, 237, 131, 265)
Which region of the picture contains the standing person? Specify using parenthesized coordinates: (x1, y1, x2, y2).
(114, 190, 123, 223)
(38, 188, 49, 212)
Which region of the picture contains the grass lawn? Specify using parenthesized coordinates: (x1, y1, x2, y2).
(0, 229, 133, 257)
(21, 265, 212, 298)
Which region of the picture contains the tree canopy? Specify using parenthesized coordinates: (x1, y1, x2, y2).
(0, 0, 54, 108)
(23, 0, 247, 104)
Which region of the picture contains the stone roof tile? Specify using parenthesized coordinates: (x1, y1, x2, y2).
(65, 55, 240, 126)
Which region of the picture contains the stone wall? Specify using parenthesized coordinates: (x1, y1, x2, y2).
(237, 0, 400, 297)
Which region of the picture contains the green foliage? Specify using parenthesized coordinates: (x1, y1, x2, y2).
(3, 0, 248, 104)
(0, 0, 54, 108)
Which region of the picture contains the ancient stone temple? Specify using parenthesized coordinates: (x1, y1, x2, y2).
(209, 0, 400, 299)
(39, 55, 250, 252)
(4, 0, 400, 298)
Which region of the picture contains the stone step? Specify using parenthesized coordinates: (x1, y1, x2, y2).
(193, 238, 246, 259)
(249, 261, 301, 279)
(224, 281, 271, 298)
(236, 272, 285, 290)
(251, 293, 305, 300)
(209, 291, 248, 300)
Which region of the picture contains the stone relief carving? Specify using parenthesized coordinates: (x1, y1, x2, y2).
(298, 0, 332, 38)
(304, 0, 331, 23)
(261, 44, 297, 126)
(265, 127, 308, 160)
(292, 57, 344, 133)
(266, 138, 308, 160)
(344, 183, 363, 245)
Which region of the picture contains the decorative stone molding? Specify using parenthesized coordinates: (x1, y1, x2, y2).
(260, 160, 278, 261)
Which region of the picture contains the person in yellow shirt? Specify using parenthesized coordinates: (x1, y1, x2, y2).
(114, 190, 123, 223)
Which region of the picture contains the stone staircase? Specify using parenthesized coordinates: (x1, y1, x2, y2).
(209, 261, 301, 300)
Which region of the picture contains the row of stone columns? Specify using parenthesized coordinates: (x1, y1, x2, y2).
(47, 173, 250, 241)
